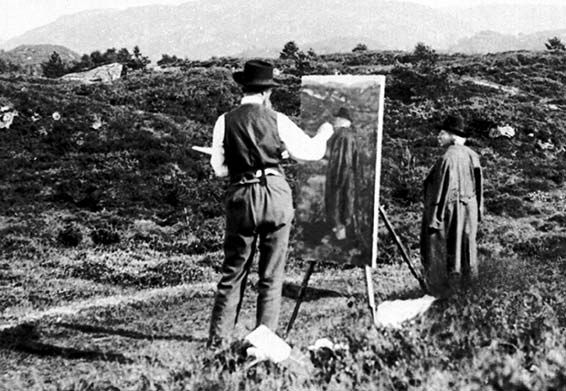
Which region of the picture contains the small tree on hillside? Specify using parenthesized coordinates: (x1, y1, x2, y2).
(103, 48, 118, 63)
(295, 49, 316, 74)
(306, 48, 318, 58)
(128, 46, 150, 70)
(413, 42, 438, 61)
(412, 42, 438, 63)
(41, 51, 67, 78)
(90, 50, 105, 66)
(353, 43, 368, 52)
(117, 48, 132, 64)
(278, 41, 317, 75)
(157, 54, 181, 66)
(74, 54, 94, 71)
(0, 58, 21, 73)
(280, 41, 300, 60)
(545, 36, 566, 52)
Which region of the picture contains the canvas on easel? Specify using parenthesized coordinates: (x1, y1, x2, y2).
(294, 75, 385, 268)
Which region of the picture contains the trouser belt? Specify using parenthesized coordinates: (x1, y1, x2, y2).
(230, 168, 282, 185)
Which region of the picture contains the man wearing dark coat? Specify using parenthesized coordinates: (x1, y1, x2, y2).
(420, 114, 483, 296)
(325, 107, 360, 242)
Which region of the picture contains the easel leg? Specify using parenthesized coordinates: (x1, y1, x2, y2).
(379, 206, 429, 294)
(365, 265, 377, 326)
(284, 261, 316, 338)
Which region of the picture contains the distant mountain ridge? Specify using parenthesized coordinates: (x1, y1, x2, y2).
(0, 0, 468, 59)
(3, 1, 566, 60)
(450, 29, 566, 54)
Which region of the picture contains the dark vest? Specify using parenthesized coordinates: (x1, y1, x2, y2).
(224, 103, 284, 180)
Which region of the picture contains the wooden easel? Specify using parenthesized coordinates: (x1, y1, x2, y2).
(284, 205, 428, 338)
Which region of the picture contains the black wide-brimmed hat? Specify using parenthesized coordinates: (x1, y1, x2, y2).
(334, 107, 352, 122)
(233, 60, 279, 87)
(435, 114, 469, 137)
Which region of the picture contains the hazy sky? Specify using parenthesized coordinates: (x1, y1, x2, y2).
(1, 0, 564, 41)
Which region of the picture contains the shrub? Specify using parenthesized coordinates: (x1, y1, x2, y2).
(70, 259, 116, 283)
(91, 228, 121, 245)
(57, 225, 82, 247)
(138, 259, 209, 287)
(387, 66, 449, 103)
(280, 41, 300, 60)
(352, 43, 368, 52)
(513, 234, 566, 259)
(485, 194, 539, 218)
(41, 52, 67, 78)
(545, 36, 566, 52)
(189, 217, 224, 254)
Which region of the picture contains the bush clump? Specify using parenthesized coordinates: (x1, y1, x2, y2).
(513, 234, 566, 259)
(90, 228, 121, 246)
(57, 225, 83, 247)
(485, 194, 539, 218)
(188, 218, 224, 254)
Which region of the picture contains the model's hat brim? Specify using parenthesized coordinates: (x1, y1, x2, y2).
(435, 115, 469, 137)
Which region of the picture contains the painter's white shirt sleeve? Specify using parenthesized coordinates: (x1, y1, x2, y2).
(276, 113, 333, 161)
(210, 114, 229, 177)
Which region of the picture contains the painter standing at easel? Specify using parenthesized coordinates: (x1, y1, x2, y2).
(421, 114, 483, 296)
(208, 60, 333, 347)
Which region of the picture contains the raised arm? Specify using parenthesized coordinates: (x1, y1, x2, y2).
(276, 113, 334, 161)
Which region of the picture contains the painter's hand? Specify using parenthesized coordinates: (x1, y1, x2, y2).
(316, 122, 334, 139)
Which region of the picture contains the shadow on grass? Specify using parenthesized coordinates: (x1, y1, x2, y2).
(57, 322, 207, 343)
(382, 285, 427, 301)
(282, 282, 344, 301)
(0, 323, 133, 363)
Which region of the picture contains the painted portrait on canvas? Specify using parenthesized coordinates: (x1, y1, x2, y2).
(293, 75, 385, 268)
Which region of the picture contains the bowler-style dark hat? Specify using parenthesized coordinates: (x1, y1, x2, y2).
(334, 107, 352, 122)
(233, 60, 279, 87)
(436, 114, 469, 138)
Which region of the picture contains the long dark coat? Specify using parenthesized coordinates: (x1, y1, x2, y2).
(324, 126, 360, 235)
(420, 144, 483, 295)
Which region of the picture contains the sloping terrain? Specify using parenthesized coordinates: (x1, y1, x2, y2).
(1, 50, 566, 389)
(0, 44, 80, 73)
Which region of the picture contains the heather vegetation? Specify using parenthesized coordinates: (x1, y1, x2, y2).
(1, 45, 566, 390)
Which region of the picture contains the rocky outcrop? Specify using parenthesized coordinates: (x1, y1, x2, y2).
(60, 63, 123, 84)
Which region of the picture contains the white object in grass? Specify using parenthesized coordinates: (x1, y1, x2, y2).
(245, 325, 291, 363)
(375, 295, 436, 329)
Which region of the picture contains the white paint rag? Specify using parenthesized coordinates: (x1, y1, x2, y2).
(245, 325, 291, 363)
(375, 295, 436, 328)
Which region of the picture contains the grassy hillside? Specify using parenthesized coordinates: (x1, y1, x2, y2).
(1, 50, 566, 390)
(0, 44, 80, 74)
